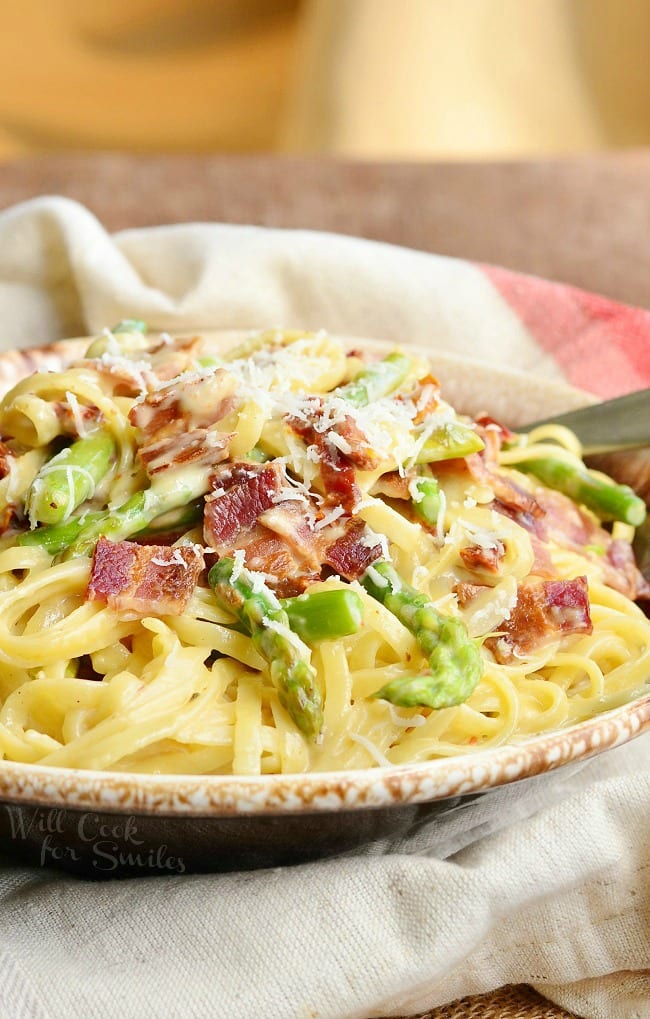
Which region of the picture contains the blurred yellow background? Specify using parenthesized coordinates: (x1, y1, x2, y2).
(1, 0, 649, 160)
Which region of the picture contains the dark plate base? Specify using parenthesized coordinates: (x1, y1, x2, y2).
(0, 796, 471, 878)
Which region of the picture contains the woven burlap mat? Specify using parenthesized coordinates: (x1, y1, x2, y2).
(392, 984, 578, 1018)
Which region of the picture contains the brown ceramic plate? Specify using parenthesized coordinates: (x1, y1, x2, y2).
(0, 333, 647, 878)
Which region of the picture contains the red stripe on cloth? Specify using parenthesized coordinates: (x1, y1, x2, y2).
(482, 264, 650, 397)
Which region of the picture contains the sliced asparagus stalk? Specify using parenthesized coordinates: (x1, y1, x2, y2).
(333, 352, 412, 408)
(361, 560, 483, 709)
(415, 422, 484, 463)
(25, 432, 117, 526)
(516, 456, 646, 526)
(65, 474, 207, 559)
(209, 557, 323, 740)
(18, 511, 104, 555)
(281, 589, 363, 642)
(410, 476, 441, 529)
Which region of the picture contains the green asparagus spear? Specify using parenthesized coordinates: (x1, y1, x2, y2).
(25, 432, 117, 527)
(333, 352, 412, 407)
(196, 356, 224, 371)
(410, 476, 442, 529)
(134, 498, 204, 538)
(281, 589, 363, 642)
(244, 446, 270, 464)
(361, 560, 483, 709)
(415, 422, 484, 464)
(64, 474, 207, 559)
(18, 511, 104, 555)
(111, 319, 147, 335)
(516, 456, 646, 526)
(208, 558, 323, 740)
(85, 321, 149, 358)
(19, 491, 197, 558)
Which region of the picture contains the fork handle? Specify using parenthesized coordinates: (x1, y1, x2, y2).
(521, 388, 650, 454)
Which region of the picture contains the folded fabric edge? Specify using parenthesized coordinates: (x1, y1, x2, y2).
(482, 263, 650, 398)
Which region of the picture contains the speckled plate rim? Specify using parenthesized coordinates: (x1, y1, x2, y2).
(0, 331, 646, 819)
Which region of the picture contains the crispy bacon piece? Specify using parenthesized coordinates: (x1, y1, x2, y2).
(534, 486, 648, 599)
(403, 374, 440, 424)
(333, 415, 380, 470)
(466, 452, 544, 519)
(605, 539, 650, 600)
(323, 517, 383, 581)
(239, 527, 321, 597)
(0, 442, 13, 481)
(258, 502, 322, 571)
(317, 443, 359, 512)
(87, 537, 204, 617)
(130, 369, 237, 480)
(129, 369, 237, 442)
(139, 429, 232, 476)
(53, 401, 103, 436)
(0, 443, 17, 536)
(204, 461, 384, 592)
(453, 581, 489, 607)
(288, 401, 376, 511)
(460, 540, 505, 574)
(371, 471, 411, 501)
(474, 414, 516, 446)
(487, 576, 592, 664)
(204, 462, 322, 595)
(148, 336, 204, 382)
(204, 462, 285, 550)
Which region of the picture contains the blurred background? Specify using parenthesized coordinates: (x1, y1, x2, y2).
(1, 0, 650, 161)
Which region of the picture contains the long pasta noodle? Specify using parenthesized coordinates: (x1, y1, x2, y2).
(0, 328, 645, 775)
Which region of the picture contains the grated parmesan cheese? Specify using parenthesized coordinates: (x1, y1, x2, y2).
(65, 391, 89, 438)
(313, 505, 345, 530)
(348, 732, 393, 768)
(230, 549, 246, 582)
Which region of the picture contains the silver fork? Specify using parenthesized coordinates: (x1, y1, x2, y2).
(520, 387, 650, 455)
(522, 388, 650, 584)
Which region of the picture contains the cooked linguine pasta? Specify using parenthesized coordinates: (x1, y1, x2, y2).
(0, 326, 647, 775)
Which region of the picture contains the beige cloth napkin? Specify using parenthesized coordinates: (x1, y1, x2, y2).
(0, 197, 648, 1019)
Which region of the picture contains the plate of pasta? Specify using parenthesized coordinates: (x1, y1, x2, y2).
(0, 324, 647, 875)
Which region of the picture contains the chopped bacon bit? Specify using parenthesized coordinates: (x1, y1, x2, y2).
(258, 502, 322, 572)
(75, 356, 157, 397)
(323, 517, 382, 581)
(204, 462, 284, 549)
(0, 504, 14, 536)
(492, 499, 547, 539)
(453, 581, 489, 607)
(139, 429, 232, 476)
(371, 471, 411, 501)
(239, 527, 321, 598)
(401, 374, 440, 423)
(466, 452, 544, 519)
(605, 539, 650, 600)
(0, 442, 13, 481)
(487, 576, 592, 664)
(129, 369, 237, 442)
(333, 415, 380, 471)
(53, 401, 102, 436)
(474, 414, 516, 446)
(533, 486, 648, 599)
(87, 537, 204, 617)
(317, 442, 359, 512)
(460, 540, 505, 574)
(287, 403, 365, 511)
(204, 462, 322, 596)
(148, 336, 204, 382)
